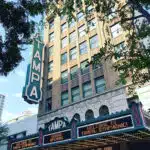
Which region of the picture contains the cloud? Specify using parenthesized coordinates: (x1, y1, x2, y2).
(16, 70, 25, 77)
(0, 78, 8, 83)
(12, 92, 22, 98)
(27, 107, 38, 114)
(2, 110, 18, 123)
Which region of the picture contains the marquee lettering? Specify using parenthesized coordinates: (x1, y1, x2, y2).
(78, 115, 133, 138)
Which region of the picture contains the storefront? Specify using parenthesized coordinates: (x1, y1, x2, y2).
(8, 102, 150, 150)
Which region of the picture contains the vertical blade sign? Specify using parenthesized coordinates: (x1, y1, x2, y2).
(22, 38, 44, 104)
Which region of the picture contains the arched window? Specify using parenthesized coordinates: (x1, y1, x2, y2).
(99, 105, 109, 116)
(72, 113, 80, 122)
(85, 109, 94, 121)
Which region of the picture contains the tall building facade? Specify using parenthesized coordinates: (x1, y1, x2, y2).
(38, 5, 125, 122)
(0, 94, 5, 121)
(18, 2, 150, 150)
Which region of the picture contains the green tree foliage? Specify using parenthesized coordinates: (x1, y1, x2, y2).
(0, 0, 150, 91)
(0, 123, 8, 145)
(0, 0, 44, 76)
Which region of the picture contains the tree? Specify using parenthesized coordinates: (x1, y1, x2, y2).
(1, 0, 150, 92)
(0, 123, 8, 145)
(0, 0, 44, 76)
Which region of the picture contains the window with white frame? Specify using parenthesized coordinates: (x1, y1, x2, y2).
(61, 91, 69, 106)
(80, 60, 89, 75)
(61, 70, 68, 84)
(70, 47, 77, 60)
(61, 52, 67, 65)
(78, 24, 86, 37)
(69, 19, 76, 28)
(110, 23, 122, 38)
(61, 37, 68, 48)
(49, 19, 54, 29)
(114, 42, 125, 59)
(70, 65, 78, 80)
(88, 18, 96, 31)
(89, 34, 99, 49)
(77, 12, 84, 21)
(61, 22, 67, 33)
(49, 32, 54, 42)
(79, 41, 87, 55)
(71, 86, 80, 102)
(95, 77, 106, 93)
(69, 31, 76, 43)
(83, 82, 92, 98)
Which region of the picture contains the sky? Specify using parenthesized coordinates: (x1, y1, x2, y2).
(0, 12, 42, 123)
(0, 45, 38, 123)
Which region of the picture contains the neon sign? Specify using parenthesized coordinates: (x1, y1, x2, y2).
(22, 36, 44, 104)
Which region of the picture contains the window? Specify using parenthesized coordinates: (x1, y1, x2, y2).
(60, 14, 66, 20)
(69, 19, 75, 28)
(80, 60, 89, 75)
(47, 78, 52, 90)
(70, 47, 77, 60)
(49, 32, 54, 42)
(49, 20, 54, 29)
(69, 31, 76, 43)
(61, 91, 69, 106)
(61, 22, 67, 33)
(88, 18, 96, 31)
(114, 42, 125, 59)
(45, 98, 52, 112)
(87, 5, 94, 13)
(90, 35, 99, 49)
(79, 41, 87, 55)
(92, 61, 102, 70)
(95, 77, 106, 93)
(72, 114, 80, 122)
(61, 70, 68, 84)
(49, 46, 53, 57)
(78, 25, 86, 37)
(83, 82, 92, 98)
(70, 65, 78, 80)
(85, 109, 94, 121)
(110, 23, 122, 38)
(48, 61, 53, 72)
(61, 52, 67, 64)
(77, 12, 84, 21)
(71, 86, 80, 102)
(99, 105, 109, 116)
(61, 37, 68, 48)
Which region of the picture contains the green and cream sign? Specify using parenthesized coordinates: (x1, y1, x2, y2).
(22, 37, 44, 104)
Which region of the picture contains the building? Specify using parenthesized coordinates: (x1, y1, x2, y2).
(0, 114, 37, 150)
(0, 94, 5, 121)
(16, 2, 150, 150)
